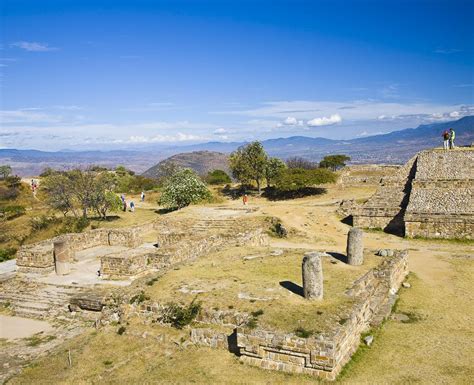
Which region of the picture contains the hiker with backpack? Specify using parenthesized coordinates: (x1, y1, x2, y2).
(442, 130, 450, 150)
(449, 128, 456, 149)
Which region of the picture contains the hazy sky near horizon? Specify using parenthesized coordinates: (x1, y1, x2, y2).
(1, 0, 473, 150)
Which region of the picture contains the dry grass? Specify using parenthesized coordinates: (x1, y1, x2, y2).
(145, 246, 379, 333)
(6, 181, 474, 384)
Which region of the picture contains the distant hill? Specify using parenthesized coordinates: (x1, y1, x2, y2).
(2, 116, 472, 176)
(176, 116, 474, 164)
(142, 151, 230, 179)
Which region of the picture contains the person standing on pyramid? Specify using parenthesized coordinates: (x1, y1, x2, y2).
(449, 128, 456, 149)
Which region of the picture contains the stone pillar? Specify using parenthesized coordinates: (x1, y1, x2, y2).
(302, 252, 323, 300)
(54, 240, 71, 275)
(347, 228, 364, 265)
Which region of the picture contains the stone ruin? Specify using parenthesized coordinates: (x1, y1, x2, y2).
(127, 227, 408, 381)
(16, 217, 268, 279)
(353, 148, 474, 239)
(4, 208, 411, 381)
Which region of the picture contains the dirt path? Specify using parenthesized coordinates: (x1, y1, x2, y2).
(0, 315, 53, 340)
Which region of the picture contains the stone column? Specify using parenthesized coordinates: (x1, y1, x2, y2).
(54, 240, 71, 275)
(347, 228, 364, 265)
(302, 252, 323, 300)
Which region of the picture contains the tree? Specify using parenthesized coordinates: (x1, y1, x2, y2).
(319, 155, 351, 171)
(206, 169, 231, 185)
(90, 173, 121, 219)
(229, 141, 268, 193)
(159, 169, 211, 209)
(42, 173, 77, 216)
(0, 165, 12, 180)
(42, 168, 120, 219)
(265, 158, 287, 187)
(275, 168, 337, 192)
(286, 157, 317, 170)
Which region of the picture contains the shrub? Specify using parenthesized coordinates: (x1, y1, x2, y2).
(55, 217, 90, 235)
(0, 248, 17, 262)
(30, 215, 57, 231)
(129, 290, 150, 304)
(295, 327, 313, 338)
(206, 169, 231, 185)
(159, 169, 211, 210)
(275, 168, 336, 192)
(0, 205, 26, 220)
(160, 299, 201, 329)
(117, 326, 126, 335)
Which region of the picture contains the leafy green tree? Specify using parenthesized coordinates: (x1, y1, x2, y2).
(206, 169, 231, 185)
(159, 169, 211, 209)
(90, 173, 121, 219)
(42, 168, 120, 219)
(319, 155, 351, 171)
(115, 165, 135, 177)
(229, 141, 268, 193)
(265, 157, 287, 187)
(42, 173, 77, 216)
(0, 165, 12, 180)
(275, 168, 336, 192)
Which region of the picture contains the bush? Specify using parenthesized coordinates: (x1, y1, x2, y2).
(294, 327, 313, 338)
(159, 169, 211, 210)
(129, 291, 150, 304)
(275, 168, 336, 192)
(0, 205, 26, 220)
(55, 217, 90, 235)
(206, 169, 231, 185)
(30, 215, 57, 231)
(117, 326, 126, 335)
(160, 299, 201, 329)
(0, 248, 17, 262)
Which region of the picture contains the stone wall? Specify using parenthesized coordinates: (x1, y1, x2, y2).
(190, 250, 409, 381)
(100, 227, 269, 279)
(16, 223, 152, 272)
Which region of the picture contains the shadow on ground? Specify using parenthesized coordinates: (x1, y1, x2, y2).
(279, 280, 304, 297)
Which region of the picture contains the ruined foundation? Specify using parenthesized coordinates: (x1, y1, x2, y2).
(189, 250, 409, 380)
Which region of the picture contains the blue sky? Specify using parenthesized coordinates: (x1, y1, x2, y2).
(1, 0, 473, 150)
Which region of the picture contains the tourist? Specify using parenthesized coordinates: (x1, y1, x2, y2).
(442, 130, 450, 150)
(141, 191, 145, 202)
(123, 200, 127, 212)
(130, 201, 135, 212)
(242, 193, 249, 205)
(121, 194, 125, 203)
(449, 128, 456, 149)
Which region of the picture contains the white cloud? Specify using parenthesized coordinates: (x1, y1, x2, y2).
(213, 128, 228, 134)
(128, 132, 204, 143)
(0, 109, 63, 123)
(283, 116, 297, 125)
(10, 41, 57, 52)
(307, 114, 342, 127)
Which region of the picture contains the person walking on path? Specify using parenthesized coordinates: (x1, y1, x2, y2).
(242, 194, 249, 206)
(130, 201, 135, 212)
(442, 130, 450, 150)
(449, 128, 456, 149)
(123, 200, 127, 212)
(141, 191, 145, 202)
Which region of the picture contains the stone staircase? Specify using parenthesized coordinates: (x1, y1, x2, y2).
(0, 278, 88, 319)
(190, 219, 240, 233)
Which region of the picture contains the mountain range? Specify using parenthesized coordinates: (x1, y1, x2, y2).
(1, 116, 472, 176)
